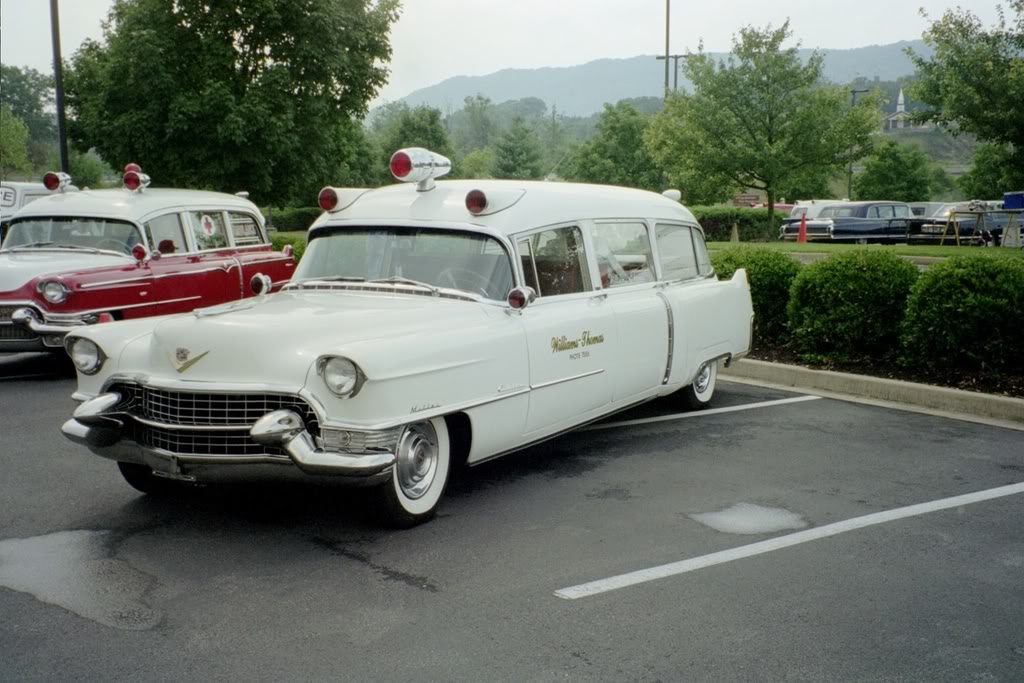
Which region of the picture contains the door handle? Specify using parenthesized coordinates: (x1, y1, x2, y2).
(592, 293, 608, 302)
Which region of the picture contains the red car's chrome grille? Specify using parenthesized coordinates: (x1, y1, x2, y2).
(108, 382, 320, 457)
(0, 305, 18, 322)
(0, 324, 36, 340)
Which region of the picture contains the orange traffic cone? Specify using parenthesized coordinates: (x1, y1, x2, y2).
(797, 213, 808, 244)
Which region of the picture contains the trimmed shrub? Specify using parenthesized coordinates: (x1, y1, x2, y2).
(788, 251, 919, 362)
(712, 247, 801, 344)
(271, 234, 306, 263)
(690, 206, 783, 242)
(902, 255, 1024, 375)
(263, 206, 322, 231)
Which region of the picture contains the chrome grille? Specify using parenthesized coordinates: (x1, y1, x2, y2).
(0, 324, 36, 341)
(0, 305, 18, 322)
(109, 382, 319, 457)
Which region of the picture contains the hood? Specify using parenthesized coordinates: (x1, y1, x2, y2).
(126, 290, 498, 386)
(0, 250, 130, 293)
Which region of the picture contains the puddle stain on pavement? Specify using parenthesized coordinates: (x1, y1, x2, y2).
(690, 502, 808, 535)
(0, 529, 161, 630)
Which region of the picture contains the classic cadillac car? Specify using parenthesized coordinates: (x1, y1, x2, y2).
(779, 200, 912, 243)
(61, 148, 754, 526)
(1, 168, 294, 352)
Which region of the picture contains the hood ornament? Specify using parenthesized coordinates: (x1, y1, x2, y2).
(170, 347, 209, 374)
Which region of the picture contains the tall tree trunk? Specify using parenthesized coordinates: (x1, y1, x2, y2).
(766, 186, 776, 233)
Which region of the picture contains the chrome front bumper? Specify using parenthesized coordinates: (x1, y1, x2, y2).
(9, 307, 85, 348)
(62, 394, 396, 483)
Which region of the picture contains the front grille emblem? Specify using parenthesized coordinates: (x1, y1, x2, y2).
(170, 347, 209, 374)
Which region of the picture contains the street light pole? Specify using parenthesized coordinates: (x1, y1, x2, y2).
(656, 54, 686, 91)
(49, 0, 69, 174)
(847, 88, 869, 199)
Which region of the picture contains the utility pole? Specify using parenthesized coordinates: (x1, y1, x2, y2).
(847, 88, 869, 199)
(656, 54, 686, 90)
(664, 0, 670, 96)
(49, 0, 69, 174)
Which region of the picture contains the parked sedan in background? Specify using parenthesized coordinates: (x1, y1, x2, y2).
(780, 201, 912, 243)
(906, 202, 1012, 245)
(0, 168, 295, 353)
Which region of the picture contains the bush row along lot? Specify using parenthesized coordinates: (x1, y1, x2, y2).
(1, 353, 1023, 682)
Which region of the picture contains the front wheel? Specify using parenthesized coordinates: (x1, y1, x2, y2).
(677, 361, 718, 410)
(379, 417, 451, 528)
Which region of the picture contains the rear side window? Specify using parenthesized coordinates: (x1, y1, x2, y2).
(228, 212, 263, 246)
(691, 229, 713, 276)
(655, 224, 698, 280)
(187, 211, 228, 250)
(893, 205, 910, 218)
(517, 226, 590, 297)
(144, 213, 188, 255)
(591, 222, 655, 288)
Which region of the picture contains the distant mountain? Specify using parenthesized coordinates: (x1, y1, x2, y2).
(396, 40, 932, 116)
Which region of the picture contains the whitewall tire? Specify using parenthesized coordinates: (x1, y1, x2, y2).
(380, 417, 451, 527)
(678, 360, 718, 410)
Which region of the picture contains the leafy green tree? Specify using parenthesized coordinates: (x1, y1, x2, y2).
(957, 143, 1024, 199)
(460, 148, 496, 179)
(53, 148, 114, 187)
(647, 23, 879, 222)
(568, 102, 662, 191)
(911, 3, 1024, 161)
(491, 117, 543, 180)
(0, 106, 32, 179)
(0, 65, 55, 142)
(853, 140, 932, 202)
(456, 95, 495, 153)
(778, 169, 835, 203)
(928, 165, 960, 201)
(64, 0, 399, 205)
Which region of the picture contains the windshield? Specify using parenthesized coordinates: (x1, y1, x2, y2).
(294, 228, 515, 300)
(3, 216, 144, 254)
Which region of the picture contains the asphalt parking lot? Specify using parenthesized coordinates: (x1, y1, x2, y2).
(1, 352, 1022, 682)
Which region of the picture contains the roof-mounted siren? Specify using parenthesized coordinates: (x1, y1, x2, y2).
(122, 163, 151, 192)
(42, 171, 73, 192)
(389, 147, 451, 192)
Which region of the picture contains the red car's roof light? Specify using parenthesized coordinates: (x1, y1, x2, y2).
(466, 190, 488, 215)
(388, 148, 452, 191)
(318, 187, 339, 211)
(42, 171, 72, 192)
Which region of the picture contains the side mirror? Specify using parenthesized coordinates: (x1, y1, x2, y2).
(281, 244, 294, 259)
(507, 286, 536, 311)
(130, 244, 148, 263)
(150, 250, 162, 261)
(250, 273, 273, 296)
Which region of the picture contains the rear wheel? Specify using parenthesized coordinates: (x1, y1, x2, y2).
(379, 417, 451, 528)
(677, 361, 718, 410)
(117, 462, 178, 495)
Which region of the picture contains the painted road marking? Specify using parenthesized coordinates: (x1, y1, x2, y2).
(554, 481, 1024, 600)
(584, 395, 822, 432)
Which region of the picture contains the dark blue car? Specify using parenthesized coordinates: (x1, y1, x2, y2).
(780, 201, 912, 243)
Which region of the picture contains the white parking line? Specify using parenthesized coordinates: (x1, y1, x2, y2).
(584, 395, 822, 431)
(554, 481, 1024, 600)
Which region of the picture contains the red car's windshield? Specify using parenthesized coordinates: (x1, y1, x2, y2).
(2, 217, 144, 255)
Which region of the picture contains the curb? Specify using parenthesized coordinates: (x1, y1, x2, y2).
(721, 358, 1024, 430)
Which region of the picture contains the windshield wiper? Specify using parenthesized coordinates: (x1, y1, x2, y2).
(368, 276, 440, 296)
(285, 276, 366, 290)
(8, 241, 56, 249)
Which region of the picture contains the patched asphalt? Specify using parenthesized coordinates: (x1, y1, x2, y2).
(1, 351, 1022, 682)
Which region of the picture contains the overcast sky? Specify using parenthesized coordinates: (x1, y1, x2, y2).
(0, 0, 999, 104)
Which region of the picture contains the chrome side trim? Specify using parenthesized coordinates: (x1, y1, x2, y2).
(530, 368, 604, 391)
(655, 291, 674, 385)
(53, 296, 203, 319)
(80, 264, 238, 290)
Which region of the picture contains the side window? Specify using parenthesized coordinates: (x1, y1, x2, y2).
(867, 206, 880, 219)
(893, 205, 909, 218)
(144, 213, 188, 255)
(591, 222, 655, 288)
(526, 226, 590, 297)
(187, 211, 228, 250)
(655, 223, 698, 280)
(691, 229, 713, 276)
(228, 212, 263, 246)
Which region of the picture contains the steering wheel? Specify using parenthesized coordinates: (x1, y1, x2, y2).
(437, 267, 492, 298)
(96, 239, 129, 253)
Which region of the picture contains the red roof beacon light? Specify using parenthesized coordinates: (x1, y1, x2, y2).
(123, 169, 151, 192)
(389, 148, 452, 191)
(42, 171, 72, 192)
(466, 189, 488, 215)
(124, 162, 142, 174)
(318, 187, 339, 211)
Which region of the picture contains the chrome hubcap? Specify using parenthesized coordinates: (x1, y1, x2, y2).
(694, 363, 712, 394)
(395, 422, 438, 500)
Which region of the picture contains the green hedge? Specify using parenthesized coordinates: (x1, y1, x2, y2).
(691, 206, 784, 242)
(271, 234, 306, 263)
(712, 247, 801, 345)
(263, 206, 322, 232)
(788, 250, 919, 363)
(902, 255, 1024, 375)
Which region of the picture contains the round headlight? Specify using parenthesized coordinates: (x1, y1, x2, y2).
(68, 337, 104, 375)
(41, 281, 69, 304)
(319, 357, 361, 397)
